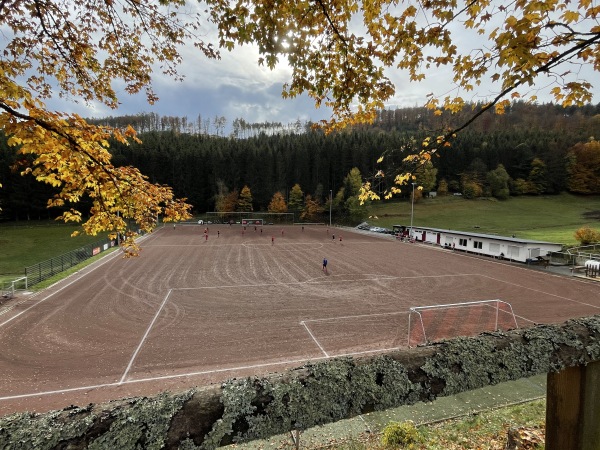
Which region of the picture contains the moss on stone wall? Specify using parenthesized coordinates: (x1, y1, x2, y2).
(0, 391, 195, 450)
(2, 316, 600, 449)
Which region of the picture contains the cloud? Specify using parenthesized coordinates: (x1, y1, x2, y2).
(43, 7, 598, 129)
(46, 43, 333, 129)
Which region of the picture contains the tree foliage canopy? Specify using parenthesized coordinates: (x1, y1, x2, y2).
(207, 0, 599, 124)
(1, 0, 218, 254)
(268, 191, 288, 213)
(237, 185, 254, 212)
(567, 140, 600, 193)
(204, 0, 600, 200)
(288, 183, 304, 211)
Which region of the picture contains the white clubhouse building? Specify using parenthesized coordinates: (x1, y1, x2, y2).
(394, 225, 563, 263)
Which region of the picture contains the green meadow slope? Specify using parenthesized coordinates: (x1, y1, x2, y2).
(0, 222, 108, 278)
(367, 193, 600, 245)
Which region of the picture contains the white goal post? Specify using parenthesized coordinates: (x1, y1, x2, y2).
(407, 299, 518, 347)
(2, 276, 28, 299)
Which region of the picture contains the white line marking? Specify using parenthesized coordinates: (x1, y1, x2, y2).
(303, 310, 409, 324)
(0, 356, 330, 402)
(120, 289, 174, 384)
(173, 274, 472, 291)
(0, 251, 121, 329)
(301, 321, 329, 357)
(2, 240, 576, 404)
(480, 274, 600, 310)
(0, 341, 434, 403)
(329, 346, 402, 358)
(514, 313, 537, 324)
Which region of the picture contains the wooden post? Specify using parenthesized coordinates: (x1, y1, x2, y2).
(546, 360, 600, 450)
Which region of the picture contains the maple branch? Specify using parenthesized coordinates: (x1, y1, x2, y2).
(440, 31, 600, 146)
(32, 0, 103, 101)
(313, 0, 348, 47)
(0, 101, 125, 198)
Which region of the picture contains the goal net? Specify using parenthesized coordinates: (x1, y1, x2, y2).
(242, 218, 264, 226)
(407, 299, 518, 347)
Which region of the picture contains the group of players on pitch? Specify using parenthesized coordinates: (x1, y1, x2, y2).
(197, 225, 342, 274)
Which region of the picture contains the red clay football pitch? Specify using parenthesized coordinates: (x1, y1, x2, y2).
(1, 224, 599, 416)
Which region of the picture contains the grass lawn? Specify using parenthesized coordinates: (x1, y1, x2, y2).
(336, 399, 545, 449)
(0, 221, 109, 278)
(367, 193, 600, 245)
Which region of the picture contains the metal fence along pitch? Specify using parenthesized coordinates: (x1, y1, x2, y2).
(25, 237, 117, 286)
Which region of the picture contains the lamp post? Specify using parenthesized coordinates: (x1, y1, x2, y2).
(410, 182, 416, 239)
(329, 190, 332, 227)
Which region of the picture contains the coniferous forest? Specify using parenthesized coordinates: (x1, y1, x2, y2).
(1, 102, 600, 222)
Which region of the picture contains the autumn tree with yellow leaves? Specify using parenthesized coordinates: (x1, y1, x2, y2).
(1, 0, 218, 254)
(268, 192, 288, 214)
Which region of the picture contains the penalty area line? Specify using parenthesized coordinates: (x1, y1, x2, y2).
(300, 321, 329, 357)
(119, 289, 174, 384)
(0, 250, 122, 329)
(0, 356, 331, 403)
(303, 310, 409, 324)
(0, 343, 422, 403)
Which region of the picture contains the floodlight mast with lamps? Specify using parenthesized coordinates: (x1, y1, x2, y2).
(329, 190, 332, 227)
(410, 182, 416, 239)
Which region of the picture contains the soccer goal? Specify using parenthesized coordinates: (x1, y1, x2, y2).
(205, 211, 294, 224)
(407, 299, 518, 347)
(242, 218, 264, 226)
(1, 276, 28, 299)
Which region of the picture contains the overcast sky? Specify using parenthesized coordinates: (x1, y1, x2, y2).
(45, 6, 599, 131)
(48, 43, 339, 128)
(47, 43, 482, 129)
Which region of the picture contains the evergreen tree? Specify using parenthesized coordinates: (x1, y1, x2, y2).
(340, 168, 368, 223)
(288, 183, 304, 211)
(528, 158, 548, 194)
(486, 164, 511, 200)
(237, 186, 254, 212)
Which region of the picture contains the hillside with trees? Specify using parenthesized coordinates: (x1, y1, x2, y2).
(2, 103, 600, 223)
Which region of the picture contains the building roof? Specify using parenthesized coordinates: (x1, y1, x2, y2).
(394, 225, 563, 246)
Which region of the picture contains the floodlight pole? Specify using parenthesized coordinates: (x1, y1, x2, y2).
(410, 182, 416, 239)
(329, 190, 332, 227)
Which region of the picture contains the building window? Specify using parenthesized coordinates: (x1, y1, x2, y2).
(459, 238, 467, 246)
(473, 240, 483, 249)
